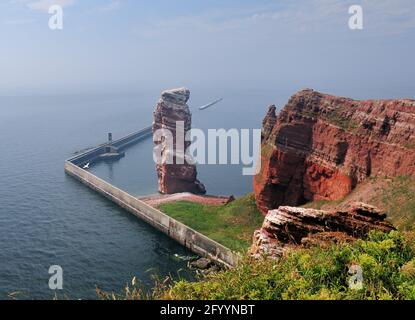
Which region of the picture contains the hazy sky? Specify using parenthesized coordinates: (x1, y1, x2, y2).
(1, 0, 414, 98)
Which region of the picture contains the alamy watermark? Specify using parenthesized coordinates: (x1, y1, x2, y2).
(153, 122, 262, 176)
(48, 265, 63, 290)
(45, 4, 363, 31)
(49, 5, 63, 30)
(349, 5, 364, 30)
(348, 264, 364, 290)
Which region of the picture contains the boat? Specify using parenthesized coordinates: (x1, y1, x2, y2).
(198, 98, 223, 111)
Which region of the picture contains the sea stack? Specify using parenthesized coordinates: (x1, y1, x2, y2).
(153, 87, 206, 195)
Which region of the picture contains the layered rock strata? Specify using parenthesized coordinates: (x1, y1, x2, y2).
(251, 203, 395, 257)
(153, 87, 206, 194)
(254, 89, 415, 214)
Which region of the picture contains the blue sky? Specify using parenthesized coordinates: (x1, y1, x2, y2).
(1, 0, 414, 98)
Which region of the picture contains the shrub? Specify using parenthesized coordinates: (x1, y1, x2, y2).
(160, 231, 415, 300)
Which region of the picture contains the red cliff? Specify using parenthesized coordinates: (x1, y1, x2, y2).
(254, 89, 415, 214)
(153, 88, 206, 195)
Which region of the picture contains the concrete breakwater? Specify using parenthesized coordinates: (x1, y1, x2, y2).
(69, 126, 152, 167)
(65, 129, 240, 268)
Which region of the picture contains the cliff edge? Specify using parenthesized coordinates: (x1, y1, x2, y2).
(251, 202, 395, 257)
(254, 89, 415, 214)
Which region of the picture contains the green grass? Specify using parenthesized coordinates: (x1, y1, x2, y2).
(100, 181, 415, 300)
(295, 103, 359, 132)
(378, 176, 415, 230)
(323, 108, 359, 131)
(164, 231, 415, 300)
(158, 194, 264, 252)
(101, 231, 415, 300)
(302, 199, 343, 210)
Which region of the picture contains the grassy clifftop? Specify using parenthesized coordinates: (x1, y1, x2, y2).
(158, 176, 415, 254)
(102, 231, 415, 300)
(158, 194, 263, 252)
(304, 176, 415, 231)
(163, 231, 415, 300)
(139, 177, 415, 300)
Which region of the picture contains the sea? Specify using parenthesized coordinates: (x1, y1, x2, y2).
(0, 88, 275, 299)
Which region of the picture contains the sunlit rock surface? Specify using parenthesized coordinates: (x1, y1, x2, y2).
(254, 89, 415, 214)
(153, 87, 206, 195)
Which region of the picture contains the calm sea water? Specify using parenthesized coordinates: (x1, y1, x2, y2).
(0, 89, 273, 299)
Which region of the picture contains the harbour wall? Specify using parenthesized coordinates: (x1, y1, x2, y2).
(64, 133, 240, 267)
(69, 126, 152, 167)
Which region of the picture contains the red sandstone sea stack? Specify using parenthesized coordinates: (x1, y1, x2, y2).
(254, 89, 415, 214)
(153, 87, 206, 195)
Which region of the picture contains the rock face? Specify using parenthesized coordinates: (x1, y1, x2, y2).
(251, 203, 395, 257)
(153, 88, 206, 195)
(254, 89, 415, 214)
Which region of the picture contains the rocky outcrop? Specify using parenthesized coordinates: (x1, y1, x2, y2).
(153, 88, 206, 194)
(251, 203, 395, 257)
(254, 89, 415, 214)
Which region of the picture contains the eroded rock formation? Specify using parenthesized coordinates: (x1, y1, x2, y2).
(251, 203, 395, 257)
(153, 87, 206, 194)
(254, 89, 415, 214)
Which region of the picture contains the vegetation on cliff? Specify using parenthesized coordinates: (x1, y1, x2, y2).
(100, 231, 415, 300)
(101, 176, 415, 300)
(158, 194, 263, 252)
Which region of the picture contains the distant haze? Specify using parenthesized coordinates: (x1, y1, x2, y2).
(0, 0, 414, 99)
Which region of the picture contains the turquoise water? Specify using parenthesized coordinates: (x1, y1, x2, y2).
(0, 90, 270, 299)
